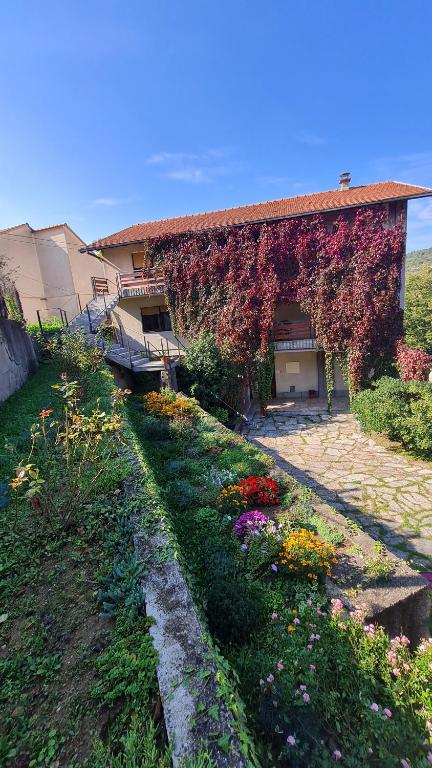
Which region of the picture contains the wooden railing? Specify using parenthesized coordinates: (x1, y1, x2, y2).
(273, 320, 314, 341)
(116, 268, 165, 297)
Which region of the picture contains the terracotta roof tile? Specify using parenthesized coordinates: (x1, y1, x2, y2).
(87, 181, 432, 250)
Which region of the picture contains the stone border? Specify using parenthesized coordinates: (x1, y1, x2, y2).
(267, 464, 431, 644)
(123, 439, 251, 767)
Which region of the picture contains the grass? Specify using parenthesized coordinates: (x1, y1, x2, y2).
(0, 363, 167, 767)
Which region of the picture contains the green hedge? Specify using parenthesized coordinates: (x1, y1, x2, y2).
(352, 376, 432, 456)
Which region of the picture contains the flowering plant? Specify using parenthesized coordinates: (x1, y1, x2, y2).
(217, 483, 247, 514)
(234, 509, 270, 540)
(143, 390, 197, 419)
(238, 475, 280, 506)
(278, 528, 336, 581)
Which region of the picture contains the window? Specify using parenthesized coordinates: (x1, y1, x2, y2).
(141, 306, 172, 332)
(132, 251, 154, 270)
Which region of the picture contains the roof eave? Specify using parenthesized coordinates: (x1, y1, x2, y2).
(84, 190, 432, 252)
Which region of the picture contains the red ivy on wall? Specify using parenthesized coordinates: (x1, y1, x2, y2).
(152, 206, 405, 391)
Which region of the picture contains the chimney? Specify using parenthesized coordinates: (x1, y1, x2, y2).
(339, 171, 351, 190)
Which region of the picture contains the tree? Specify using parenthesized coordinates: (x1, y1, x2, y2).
(404, 264, 432, 354)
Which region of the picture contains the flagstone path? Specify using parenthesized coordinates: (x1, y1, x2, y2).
(242, 411, 432, 568)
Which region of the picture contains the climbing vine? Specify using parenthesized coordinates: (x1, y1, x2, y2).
(252, 344, 275, 409)
(151, 206, 405, 393)
(324, 351, 335, 412)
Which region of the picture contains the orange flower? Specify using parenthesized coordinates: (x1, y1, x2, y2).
(40, 408, 53, 419)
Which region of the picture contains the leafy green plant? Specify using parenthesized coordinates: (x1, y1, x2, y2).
(45, 328, 105, 374)
(9, 375, 128, 532)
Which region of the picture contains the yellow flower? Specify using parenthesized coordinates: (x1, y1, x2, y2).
(287, 625, 296, 632)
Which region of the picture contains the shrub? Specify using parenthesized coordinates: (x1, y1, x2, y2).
(352, 376, 432, 456)
(27, 316, 63, 337)
(182, 332, 242, 410)
(396, 339, 432, 381)
(143, 390, 197, 419)
(278, 528, 337, 582)
(208, 406, 229, 425)
(45, 329, 105, 374)
(238, 476, 280, 506)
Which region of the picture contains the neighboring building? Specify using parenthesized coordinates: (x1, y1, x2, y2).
(83, 176, 432, 399)
(0, 222, 108, 324)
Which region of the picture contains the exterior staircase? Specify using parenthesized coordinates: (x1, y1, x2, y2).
(67, 294, 181, 373)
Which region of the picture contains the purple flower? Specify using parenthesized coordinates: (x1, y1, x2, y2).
(271, 612, 278, 620)
(299, 684, 307, 691)
(370, 703, 379, 712)
(333, 750, 342, 761)
(266, 673, 274, 684)
(234, 510, 270, 540)
(287, 735, 296, 747)
(293, 617, 300, 625)
(271, 563, 278, 573)
(383, 708, 392, 718)
(241, 543, 248, 551)
(302, 692, 310, 703)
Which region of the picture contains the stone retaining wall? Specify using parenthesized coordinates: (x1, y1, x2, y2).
(0, 318, 37, 402)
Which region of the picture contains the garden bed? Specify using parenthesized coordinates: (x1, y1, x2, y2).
(127, 390, 432, 767)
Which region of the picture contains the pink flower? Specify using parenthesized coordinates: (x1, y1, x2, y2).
(403, 663, 411, 673)
(387, 650, 397, 663)
(271, 612, 278, 620)
(331, 598, 344, 615)
(392, 667, 401, 677)
(302, 692, 310, 703)
(370, 703, 379, 712)
(266, 673, 274, 684)
(333, 750, 342, 761)
(310, 664, 316, 671)
(400, 635, 410, 646)
(276, 660, 284, 671)
(317, 608, 325, 616)
(307, 644, 313, 651)
(427, 753, 432, 765)
(306, 599, 313, 607)
(400, 760, 411, 768)
(287, 735, 296, 746)
(293, 617, 301, 625)
(383, 708, 392, 718)
(309, 623, 317, 628)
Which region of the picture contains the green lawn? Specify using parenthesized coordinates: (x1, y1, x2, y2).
(0, 363, 168, 767)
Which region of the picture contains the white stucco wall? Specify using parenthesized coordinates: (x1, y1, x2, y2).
(275, 351, 318, 396)
(112, 295, 187, 353)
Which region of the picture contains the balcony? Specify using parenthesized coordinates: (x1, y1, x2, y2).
(117, 268, 165, 298)
(273, 320, 316, 351)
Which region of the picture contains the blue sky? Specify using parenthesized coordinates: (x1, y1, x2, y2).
(1, 0, 431, 250)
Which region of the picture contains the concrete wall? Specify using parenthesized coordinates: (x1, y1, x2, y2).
(275, 350, 318, 396)
(0, 318, 37, 402)
(0, 224, 106, 324)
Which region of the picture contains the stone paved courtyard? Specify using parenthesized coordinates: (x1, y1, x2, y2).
(242, 409, 432, 568)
